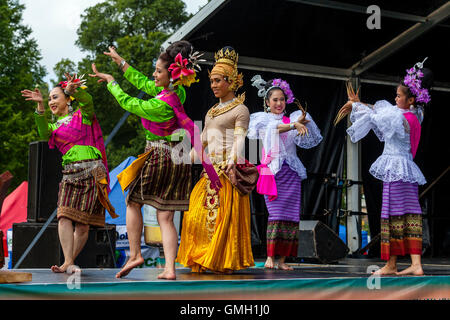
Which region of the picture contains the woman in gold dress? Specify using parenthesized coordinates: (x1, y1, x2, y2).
(177, 47, 256, 273)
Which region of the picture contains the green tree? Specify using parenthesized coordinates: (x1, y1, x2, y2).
(0, 0, 47, 191)
(51, 58, 77, 86)
(73, 0, 191, 169)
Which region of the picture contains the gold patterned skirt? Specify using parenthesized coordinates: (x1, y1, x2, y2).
(176, 170, 255, 273)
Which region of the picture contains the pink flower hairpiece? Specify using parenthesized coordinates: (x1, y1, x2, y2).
(270, 78, 295, 104)
(58, 74, 87, 89)
(403, 57, 431, 104)
(168, 53, 199, 87)
(168, 53, 195, 80)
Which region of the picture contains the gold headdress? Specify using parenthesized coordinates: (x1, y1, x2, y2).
(209, 47, 243, 92)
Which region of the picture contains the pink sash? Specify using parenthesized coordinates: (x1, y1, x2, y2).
(255, 115, 290, 201)
(142, 90, 221, 190)
(403, 112, 421, 158)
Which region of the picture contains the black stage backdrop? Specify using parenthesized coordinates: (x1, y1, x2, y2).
(182, 65, 450, 258)
(170, 0, 450, 258)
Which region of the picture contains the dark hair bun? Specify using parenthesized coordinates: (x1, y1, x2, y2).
(420, 67, 433, 90)
(159, 40, 193, 68)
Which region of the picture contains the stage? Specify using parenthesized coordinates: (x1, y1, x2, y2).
(1, 258, 450, 300)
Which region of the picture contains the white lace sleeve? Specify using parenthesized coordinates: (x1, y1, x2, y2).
(347, 102, 383, 142)
(247, 112, 269, 140)
(369, 100, 406, 141)
(289, 110, 323, 149)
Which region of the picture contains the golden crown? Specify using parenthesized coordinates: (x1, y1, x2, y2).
(214, 47, 239, 68)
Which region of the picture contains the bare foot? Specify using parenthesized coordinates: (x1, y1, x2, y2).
(66, 265, 82, 274)
(278, 263, 294, 271)
(115, 256, 144, 278)
(395, 265, 424, 276)
(51, 262, 76, 273)
(157, 269, 176, 280)
(264, 257, 275, 269)
(372, 265, 397, 276)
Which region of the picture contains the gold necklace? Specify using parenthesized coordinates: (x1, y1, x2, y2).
(207, 93, 245, 118)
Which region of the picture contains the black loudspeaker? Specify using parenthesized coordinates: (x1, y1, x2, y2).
(27, 141, 63, 222)
(12, 222, 61, 268)
(75, 224, 116, 268)
(12, 222, 116, 269)
(298, 220, 349, 263)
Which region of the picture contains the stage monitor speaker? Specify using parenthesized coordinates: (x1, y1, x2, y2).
(298, 220, 349, 263)
(12, 222, 116, 269)
(75, 224, 116, 268)
(12, 222, 61, 268)
(27, 141, 63, 222)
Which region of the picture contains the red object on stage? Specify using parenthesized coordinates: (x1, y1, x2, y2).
(0, 181, 28, 242)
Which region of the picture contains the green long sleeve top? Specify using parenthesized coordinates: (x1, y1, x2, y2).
(107, 66, 185, 142)
(34, 88, 102, 166)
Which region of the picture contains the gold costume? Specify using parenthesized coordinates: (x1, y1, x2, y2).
(177, 47, 255, 273)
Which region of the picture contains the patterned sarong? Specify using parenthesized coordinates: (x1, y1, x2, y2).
(381, 214, 422, 260)
(266, 220, 299, 257)
(126, 140, 191, 211)
(57, 159, 116, 227)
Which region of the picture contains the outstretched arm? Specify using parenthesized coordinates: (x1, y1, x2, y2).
(22, 88, 51, 139)
(103, 46, 161, 97)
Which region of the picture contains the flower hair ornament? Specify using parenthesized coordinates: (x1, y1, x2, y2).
(59, 74, 87, 99)
(403, 57, 431, 105)
(58, 74, 87, 113)
(251, 75, 295, 111)
(168, 49, 205, 88)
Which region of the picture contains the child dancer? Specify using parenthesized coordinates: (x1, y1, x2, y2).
(335, 58, 432, 275)
(248, 75, 322, 270)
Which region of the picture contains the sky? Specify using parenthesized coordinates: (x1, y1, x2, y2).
(19, 0, 208, 85)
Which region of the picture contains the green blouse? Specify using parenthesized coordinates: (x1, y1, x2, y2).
(34, 89, 102, 166)
(107, 66, 185, 142)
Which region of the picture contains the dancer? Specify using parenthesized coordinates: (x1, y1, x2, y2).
(335, 58, 432, 276)
(90, 41, 220, 279)
(176, 47, 257, 273)
(22, 74, 116, 273)
(248, 75, 322, 270)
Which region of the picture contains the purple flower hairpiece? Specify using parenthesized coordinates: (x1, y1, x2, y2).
(403, 57, 431, 104)
(270, 78, 295, 104)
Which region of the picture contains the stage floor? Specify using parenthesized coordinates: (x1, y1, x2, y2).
(1, 258, 450, 300)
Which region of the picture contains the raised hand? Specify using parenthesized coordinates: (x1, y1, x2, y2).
(297, 112, 310, 126)
(21, 88, 43, 103)
(333, 100, 353, 126)
(346, 81, 360, 102)
(21, 88, 44, 113)
(89, 63, 114, 84)
(64, 73, 86, 94)
(295, 100, 310, 125)
(104, 46, 123, 66)
(294, 122, 309, 137)
(333, 81, 361, 126)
